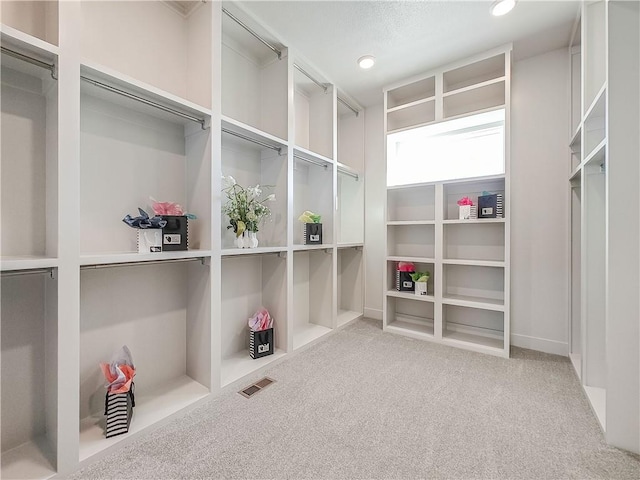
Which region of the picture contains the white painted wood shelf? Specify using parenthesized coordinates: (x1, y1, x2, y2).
(1, 2, 367, 476)
(383, 46, 511, 358)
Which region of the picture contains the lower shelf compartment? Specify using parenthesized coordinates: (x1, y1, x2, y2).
(441, 330, 504, 352)
(442, 304, 506, 356)
(221, 349, 287, 387)
(1, 436, 55, 480)
(337, 309, 362, 327)
(294, 323, 332, 350)
(386, 317, 434, 339)
(79, 375, 209, 461)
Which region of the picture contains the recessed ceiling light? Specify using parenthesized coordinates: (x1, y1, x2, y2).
(491, 0, 516, 16)
(358, 55, 375, 69)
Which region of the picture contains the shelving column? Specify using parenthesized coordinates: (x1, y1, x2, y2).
(605, 0, 640, 454)
(57, 1, 82, 475)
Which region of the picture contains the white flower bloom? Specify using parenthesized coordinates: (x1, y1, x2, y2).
(265, 194, 276, 202)
(222, 175, 236, 188)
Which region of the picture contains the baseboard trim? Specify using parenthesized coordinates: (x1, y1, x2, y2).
(364, 307, 383, 321)
(511, 333, 568, 356)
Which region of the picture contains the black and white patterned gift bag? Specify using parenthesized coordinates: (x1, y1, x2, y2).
(104, 383, 135, 438)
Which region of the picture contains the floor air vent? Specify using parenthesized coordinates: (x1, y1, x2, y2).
(239, 377, 275, 398)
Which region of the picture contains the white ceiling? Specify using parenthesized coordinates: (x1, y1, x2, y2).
(238, 0, 580, 108)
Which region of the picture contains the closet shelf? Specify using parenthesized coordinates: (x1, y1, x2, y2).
(1, 256, 58, 272)
(81, 62, 213, 122)
(1, 24, 59, 58)
(222, 115, 288, 150)
(442, 294, 504, 312)
(221, 246, 287, 257)
(387, 220, 436, 226)
(386, 95, 436, 113)
(442, 259, 505, 267)
(442, 76, 506, 98)
(336, 243, 363, 249)
(0, 435, 55, 480)
(583, 139, 606, 168)
(387, 256, 436, 264)
(386, 290, 435, 303)
(386, 319, 435, 340)
(583, 82, 607, 124)
(441, 330, 505, 355)
(293, 324, 332, 351)
(292, 244, 334, 252)
(79, 250, 212, 266)
(79, 375, 209, 461)
(293, 146, 334, 166)
(442, 218, 505, 225)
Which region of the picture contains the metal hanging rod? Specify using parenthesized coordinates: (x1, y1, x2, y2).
(293, 154, 328, 169)
(223, 251, 286, 259)
(1, 268, 54, 278)
(338, 167, 359, 181)
(80, 257, 205, 270)
(80, 76, 207, 130)
(1, 46, 57, 80)
(337, 96, 359, 117)
(222, 7, 282, 60)
(222, 128, 282, 155)
(294, 64, 328, 93)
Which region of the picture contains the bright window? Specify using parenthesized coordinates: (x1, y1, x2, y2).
(387, 109, 505, 186)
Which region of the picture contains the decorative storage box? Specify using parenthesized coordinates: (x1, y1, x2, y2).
(303, 223, 322, 245)
(396, 270, 415, 292)
(459, 205, 471, 220)
(104, 384, 135, 438)
(137, 229, 162, 253)
(415, 282, 428, 296)
(161, 215, 188, 251)
(250, 328, 274, 359)
(478, 194, 503, 219)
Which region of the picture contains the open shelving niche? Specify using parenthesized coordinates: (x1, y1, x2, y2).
(80, 0, 212, 110)
(294, 61, 333, 160)
(1, 271, 58, 480)
(1, 26, 60, 479)
(292, 148, 333, 247)
(79, 63, 212, 262)
(1, 1, 59, 47)
(383, 47, 510, 358)
(221, 2, 287, 141)
(220, 252, 287, 387)
(293, 249, 333, 350)
(221, 122, 288, 251)
(337, 246, 364, 327)
(78, 260, 211, 461)
(1, 32, 59, 272)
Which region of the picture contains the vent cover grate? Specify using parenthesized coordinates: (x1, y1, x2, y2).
(239, 377, 275, 398)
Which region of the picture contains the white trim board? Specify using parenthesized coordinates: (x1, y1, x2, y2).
(511, 333, 568, 356)
(364, 307, 383, 321)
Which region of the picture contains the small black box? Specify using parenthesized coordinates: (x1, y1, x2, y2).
(396, 271, 415, 292)
(161, 215, 188, 251)
(303, 223, 322, 245)
(478, 194, 503, 219)
(250, 328, 274, 359)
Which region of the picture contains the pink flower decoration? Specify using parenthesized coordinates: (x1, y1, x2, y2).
(457, 196, 474, 206)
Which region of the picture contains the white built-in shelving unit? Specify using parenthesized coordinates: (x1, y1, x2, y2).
(0, 1, 365, 477)
(383, 46, 511, 358)
(566, 0, 640, 454)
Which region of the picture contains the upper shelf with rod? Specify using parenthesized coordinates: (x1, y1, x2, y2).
(81, 62, 212, 128)
(221, 2, 289, 141)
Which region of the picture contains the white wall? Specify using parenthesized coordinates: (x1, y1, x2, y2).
(364, 48, 570, 354)
(510, 48, 569, 355)
(363, 103, 385, 320)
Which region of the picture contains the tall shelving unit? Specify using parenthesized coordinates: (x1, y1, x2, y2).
(383, 46, 511, 358)
(0, 1, 366, 476)
(567, 0, 640, 454)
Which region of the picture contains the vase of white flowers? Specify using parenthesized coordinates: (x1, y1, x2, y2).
(222, 176, 275, 248)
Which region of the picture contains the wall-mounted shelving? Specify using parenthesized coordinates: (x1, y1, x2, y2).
(0, 1, 367, 476)
(383, 46, 511, 358)
(567, 0, 640, 454)
(1, 271, 58, 480)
